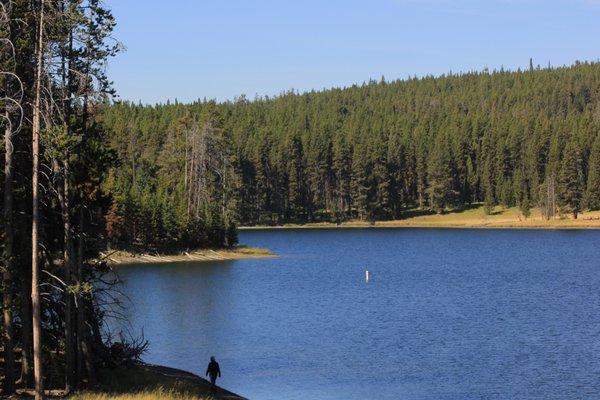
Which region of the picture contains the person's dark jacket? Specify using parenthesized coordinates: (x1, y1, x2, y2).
(206, 360, 221, 378)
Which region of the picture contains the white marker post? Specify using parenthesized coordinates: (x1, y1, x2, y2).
(365, 270, 369, 283)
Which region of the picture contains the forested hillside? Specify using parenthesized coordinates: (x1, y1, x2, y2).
(102, 62, 600, 238)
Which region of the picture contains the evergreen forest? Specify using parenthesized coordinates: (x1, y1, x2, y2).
(103, 61, 600, 244)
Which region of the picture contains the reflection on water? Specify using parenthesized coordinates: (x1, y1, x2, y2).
(112, 229, 600, 400)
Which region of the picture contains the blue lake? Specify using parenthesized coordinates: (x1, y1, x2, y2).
(112, 228, 600, 399)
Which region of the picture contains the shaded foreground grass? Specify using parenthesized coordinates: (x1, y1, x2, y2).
(71, 389, 201, 400)
(69, 364, 245, 400)
(241, 206, 600, 229)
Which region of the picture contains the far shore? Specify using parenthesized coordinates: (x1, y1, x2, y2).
(240, 206, 600, 230)
(102, 246, 276, 266)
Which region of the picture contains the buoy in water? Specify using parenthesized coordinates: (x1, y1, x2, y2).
(365, 270, 369, 282)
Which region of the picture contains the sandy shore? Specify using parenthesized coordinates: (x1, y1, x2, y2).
(103, 246, 275, 265)
(240, 207, 600, 230)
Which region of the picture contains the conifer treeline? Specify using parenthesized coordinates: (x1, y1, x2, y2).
(1, 0, 130, 397)
(102, 102, 240, 250)
(102, 62, 600, 233)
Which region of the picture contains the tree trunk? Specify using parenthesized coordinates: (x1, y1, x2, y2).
(79, 62, 96, 382)
(76, 208, 83, 384)
(3, 111, 16, 395)
(76, 207, 95, 386)
(19, 277, 32, 386)
(59, 3, 76, 390)
(31, 0, 45, 397)
(55, 159, 75, 391)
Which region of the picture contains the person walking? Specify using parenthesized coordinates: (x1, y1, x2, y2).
(206, 356, 221, 393)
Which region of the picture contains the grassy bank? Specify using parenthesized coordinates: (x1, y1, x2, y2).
(68, 364, 245, 400)
(103, 246, 275, 265)
(241, 206, 600, 230)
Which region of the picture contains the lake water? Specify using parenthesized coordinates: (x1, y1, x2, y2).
(112, 228, 600, 400)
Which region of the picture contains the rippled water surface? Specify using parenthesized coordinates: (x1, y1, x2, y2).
(113, 229, 600, 399)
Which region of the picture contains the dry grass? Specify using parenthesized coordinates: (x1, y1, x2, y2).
(382, 206, 600, 228)
(70, 388, 208, 400)
(103, 246, 275, 265)
(240, 206, 600, 230)
(234, 246, 273, 255)
(67, 364, 244, 400)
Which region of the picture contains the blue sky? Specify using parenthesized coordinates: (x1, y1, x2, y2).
(106, 0, 600, 104)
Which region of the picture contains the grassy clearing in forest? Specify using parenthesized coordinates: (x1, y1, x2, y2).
(381, 206, 600, 228)
(240, 206, 600, 229)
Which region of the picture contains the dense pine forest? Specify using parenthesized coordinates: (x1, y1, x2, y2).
(102, 61, 600, 241)
(0, 0, 146, 398)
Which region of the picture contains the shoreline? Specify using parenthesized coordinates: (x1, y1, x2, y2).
(240, 207, 600, 230)
(103, 246, 276, 265)
(145, 364, 247, 399)
(67, 363, 247, 399)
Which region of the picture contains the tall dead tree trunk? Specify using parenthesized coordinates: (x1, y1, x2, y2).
(63, 166, 76, 390)
(76, 207, 95, 386)
(185, 128, 188, 192)
(1, 1, 17, 392)
(186, 120, 221, 220)
(54, 158, 75, 390)
(76, 207, 84, 384)
(3, 108, 16, 395)
(58, 1, 76, 387)
(31, 0, 45, 397)
(77, 41, 96, 382)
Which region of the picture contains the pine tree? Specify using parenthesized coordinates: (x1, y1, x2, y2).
(31, 1, 45, 396)
(255, 137, 272, 224)
(559, 139, 584, 219)
(372, 155, 391, 219)
(287, 136, 306, 222)
(332, 138, 351, 221)
(519, 177, 532, 219)
(350, 146, 369, 220)
(584, 135, 600, 210)
(483, 189, 495, 215)
(414, 137, 427, 209)
(0, 0, 122, 392)
(1, 1, 19, 391)
(426, 136, 455, 213)
(520, 194, 531, 219)
(225, 221, 238, 247)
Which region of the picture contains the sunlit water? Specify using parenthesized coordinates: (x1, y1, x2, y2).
(111, 228, 600, 399)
